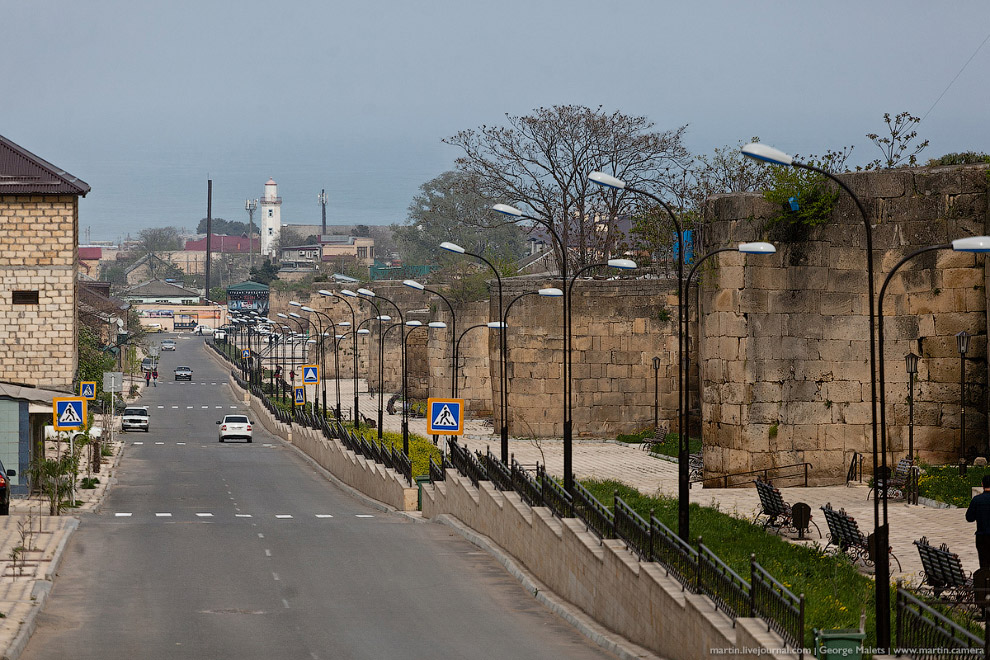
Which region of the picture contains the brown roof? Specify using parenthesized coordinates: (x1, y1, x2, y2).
(0, 134, 90, 196)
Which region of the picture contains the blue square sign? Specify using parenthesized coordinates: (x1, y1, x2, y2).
(53, 398, 87, 431)
(427, 398, 464, 435)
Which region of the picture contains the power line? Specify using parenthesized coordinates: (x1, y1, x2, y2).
(922, 29, 990, 122)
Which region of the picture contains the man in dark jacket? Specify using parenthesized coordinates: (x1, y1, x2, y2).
(966, 475, 990, 569)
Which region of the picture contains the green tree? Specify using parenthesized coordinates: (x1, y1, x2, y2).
(196, 218, 249, 236)
(392, 170, 527, 267)
(249, 258, 280, 285)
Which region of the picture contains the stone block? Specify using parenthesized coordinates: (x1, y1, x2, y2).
(782, 313, 826, 339)
(768, 289, 820, 314)
(827, 269, 869, 293)
(820, 292, 866, 316)
(942, 267, 984, 290)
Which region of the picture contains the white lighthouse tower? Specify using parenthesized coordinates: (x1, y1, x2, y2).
(259, 177, 282, 258)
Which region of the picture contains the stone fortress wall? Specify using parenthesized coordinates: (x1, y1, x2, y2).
(700, 165, 989, 483)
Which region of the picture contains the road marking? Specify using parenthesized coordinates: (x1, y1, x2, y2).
(230, 406, 237, 409)
(356, 515, 374, 518)
(133, 442, 143, 445)
(186, 406, 193, 409)
(258, 533, 264, 538)
(315, 514, 334, 519)
(201, 406, 209, 409)
(265, 549, 271, 557)
(215, 406, 223, 409)
(115, 513, 132, 517)
(196, 513, 213, 518)
(171, 406, 178, 409)
(282, 599, 290, 609)
(275, 514, 293, 519)
(236, 514, 252, 518)
(177, 442, 185, 445)
(155, 442, 164, 445)
(157, 406, 164, 409)
(156, 513, 172, 517)
(272, 573, 280, 581)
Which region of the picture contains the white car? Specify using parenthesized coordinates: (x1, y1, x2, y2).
(194, 324, 213, 335)
(161, 339, 176, 351)
(217, 415, 252, 443)
(121, 407, 150, 432)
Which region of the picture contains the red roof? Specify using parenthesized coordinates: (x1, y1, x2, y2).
(78, 246, 102, 260)
(184, 235, 260, 253)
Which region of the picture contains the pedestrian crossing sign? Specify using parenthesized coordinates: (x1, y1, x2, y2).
(53, 397, 87, 431)
(79, 381, 97, 400)
(294, 386, 305, 406)
(427, 398, 464, 435)
(241, 349, 250, 359)
(302, 365, 319, 384)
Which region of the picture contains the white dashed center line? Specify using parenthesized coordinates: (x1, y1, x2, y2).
(275, 515, 293, 519)
(356, 515, 374, 518)
(315, 514, 334, 519)
(156, 513, 172, 518)
(115, 513, 132, 517)
(196, 513, 213, 518)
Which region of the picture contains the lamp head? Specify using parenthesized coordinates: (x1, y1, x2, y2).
(357, 329, 371, 335)
(952, 236, 990, 253)
(905, 352, 919, 375)
(276, 313, 288, 319)
(492, 203, 523, 217)
(539, 287, 564, 297)
(357, 288, 375, 297)
(340, 289, 358, 297)
(486, 321, 506, 329)
(403, 279, 425, 291)
(377, 315, 392, 322)
(338, 321, 351, 327)
(428, 321, 447, 329)
(289, 312, 301, 319)
(405, 321, 423, 327)
(957, 330, 971, 355)
(738, 242, 776, 254)
(741, 143, 794, 166)
(318, 289, 334, 297)
(440, 241, 466, 254)
(588, 171, 627, 190)
(607, 258, 637, 270)
(288, 300, 302, 307)
(301, 306, 315, 313)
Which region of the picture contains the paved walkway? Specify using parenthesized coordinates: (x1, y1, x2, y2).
(298, 377, 976, 585)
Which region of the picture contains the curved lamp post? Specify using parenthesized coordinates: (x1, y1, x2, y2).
(277, 313, 308, 407)
(589, 171, 688, 535)
(301, 305, 341, 420)
(289, 302, 324, 417)
(359, 288, 405, 439)
(440, 241, 508, 463)
(320, 290, 361, 427)
(288, 311, 317, 415)
(399, 320, 447, 455)
(404, 279, 458, 397)
(454, 322, 505, 416)
(565, 259, 637, 492)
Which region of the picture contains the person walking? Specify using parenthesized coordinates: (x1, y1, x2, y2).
(144, 370, 151, 388)
(152, 368, 158, 387)
(966, 475, 990, 569)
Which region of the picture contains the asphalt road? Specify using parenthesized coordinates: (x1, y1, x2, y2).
(22, 334, 615, 660)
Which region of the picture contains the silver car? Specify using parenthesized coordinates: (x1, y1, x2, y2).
(161, 339, 176, 351)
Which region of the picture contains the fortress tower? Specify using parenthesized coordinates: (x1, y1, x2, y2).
(259, 177, 282, 258)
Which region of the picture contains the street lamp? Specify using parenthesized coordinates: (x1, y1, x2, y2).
(404, 279, 458, 397)
(358, 288, 405, 438)
(320, 290, 361, 428)
(588, 171, 687, 534)
(652, 356, 662, 433)
(905, 352, 919, 462)
(440, 241, 508, 463)
(958, 330, 971, 462)
(399, 320, 447, 455)
(565, 258, 637, 492)
(299, 304, 340, 420)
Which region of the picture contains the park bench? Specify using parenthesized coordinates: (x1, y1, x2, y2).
(914, 537, 973, 605)
(754, 478, 821, 538)
(867, 457, 913, 501)
(821, 503, 902, 572)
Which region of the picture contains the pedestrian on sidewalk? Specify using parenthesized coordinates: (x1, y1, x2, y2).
(145, 370, 151, 388)
(152, 369, 158, 387)
(966, 474, 990, 569)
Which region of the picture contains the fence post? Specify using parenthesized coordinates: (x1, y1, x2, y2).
(749, 554, 757, 619)
(648, 509, 654, 562)
(696, 536, 703, 593)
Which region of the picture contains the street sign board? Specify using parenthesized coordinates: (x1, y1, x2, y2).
(241, 349, 250, 359)
(79, 382, 97, 400)
(294, 387, 305, 406)
(53, 397, 87, 431)
(302, 364, 319, 384)
(427, 398, 464, 435)
(102, 372, 124, 393)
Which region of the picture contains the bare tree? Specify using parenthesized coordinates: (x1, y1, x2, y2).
(445, 105, 690, 270)
(136, 227, 183, 279)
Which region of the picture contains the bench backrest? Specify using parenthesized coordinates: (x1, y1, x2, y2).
(914, 537, 967, 588)
(893, 458, 913, 478)
(821, 504, 865, 546)
(755, 480, 787, 517)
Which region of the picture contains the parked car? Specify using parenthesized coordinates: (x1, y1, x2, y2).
(0, 457, 15, 515)
(141, 357, 157, 372)
(44, 426, 104, 443)
(161, 339, 176, 351)
(217, 415, 252, 443)
(213, 330, 227, 341)
(146, 323, 164, 333)
(174, 366, 193, 381)
(121, 407, 150, 432)
(194, 324, 213, 335)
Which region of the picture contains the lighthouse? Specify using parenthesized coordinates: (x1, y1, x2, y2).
(259, 177, 282, 258)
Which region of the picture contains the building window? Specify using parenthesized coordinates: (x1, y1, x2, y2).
(268, 228, 273, 235)
(11, 290, 39, 305)
(357, 247, 367, 259)
(268, 209, 274, 218)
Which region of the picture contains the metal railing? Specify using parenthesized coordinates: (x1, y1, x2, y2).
(694, 463, 813, 489)
(697, 541, 751, 623)
(751, 557, 804, 657)
(511, 458, 542, 509)
(572, 481, 615, 541)
(895, 586, 984, 659)
(649, 514, 698, 592)
(429, 455, 446, 483)
(539, 467, 573, 519)
(479, 449, 513, 491)
(847, 452, 864, 484)
(614, 496, 651, 561)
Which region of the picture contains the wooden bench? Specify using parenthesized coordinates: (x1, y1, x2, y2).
(821, 503, 902, 572)
(868, 457, 913, 501)
(914, 536, 973, 605)
(754, 478, 821, 538)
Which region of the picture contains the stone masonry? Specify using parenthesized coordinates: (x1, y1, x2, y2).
(0, 195, 78, 391)
(702, 165, 990, 483)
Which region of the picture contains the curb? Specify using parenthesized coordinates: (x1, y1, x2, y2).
(434, 514, 661, 660)
(4, 517, 80, 660)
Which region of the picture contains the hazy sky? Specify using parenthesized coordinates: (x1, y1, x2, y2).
(5, 0, 990, 241)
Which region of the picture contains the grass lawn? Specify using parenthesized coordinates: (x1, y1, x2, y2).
(917, 463, 989, 507)
(615, 430, 702, 458)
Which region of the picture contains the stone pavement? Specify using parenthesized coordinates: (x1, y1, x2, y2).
(305, 377, 976, 585)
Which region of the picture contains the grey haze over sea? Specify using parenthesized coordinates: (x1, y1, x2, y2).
(75, 137, 454, 243)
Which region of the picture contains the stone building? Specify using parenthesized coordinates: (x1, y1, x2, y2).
(0, 134, 89, 392)
(701, 164, 990, 483)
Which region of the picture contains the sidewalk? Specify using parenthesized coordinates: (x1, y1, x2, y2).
(301, 377, 973, 584)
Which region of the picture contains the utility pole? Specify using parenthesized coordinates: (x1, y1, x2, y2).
(245, 198, 258, 271)
(205, 180, 213, 302)
(318, 189, 328, 237)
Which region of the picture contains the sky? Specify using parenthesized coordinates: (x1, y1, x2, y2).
(5, 0, 990, 242)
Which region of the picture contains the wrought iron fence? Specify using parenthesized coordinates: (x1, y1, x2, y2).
(614, 496, 651, 561)
(429, 455, 446, 483)
(896, 584, 984, 659)
(395, 451, 412, 485)
(751, 558, 804, 657)
(649, 514, 698, 592)
(571, 482, 615, 541)
(479, 449, 513, 491)
(511, 459, 542, 509)
(697, 541, 751, 623)
(539, 467, 573, 519)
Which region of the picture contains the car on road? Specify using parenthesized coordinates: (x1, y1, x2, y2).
(161, 339, 176, 351)
(121, 406, 150, 432)
(0, 457, 15, 515)
(174, 366, 193, 381)
(217, 415, 252, 443)
(194, 324, 212, 335)
(146, 323, 164, 333)
(213, 330, 226, 341)
(141, 357, 157, 372)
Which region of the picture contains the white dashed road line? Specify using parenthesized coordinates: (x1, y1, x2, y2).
(196, 513, 213, 518)
(275, 515, 292, 519)
(156, 513, 172, 518)
(115, 513, 132, 517)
